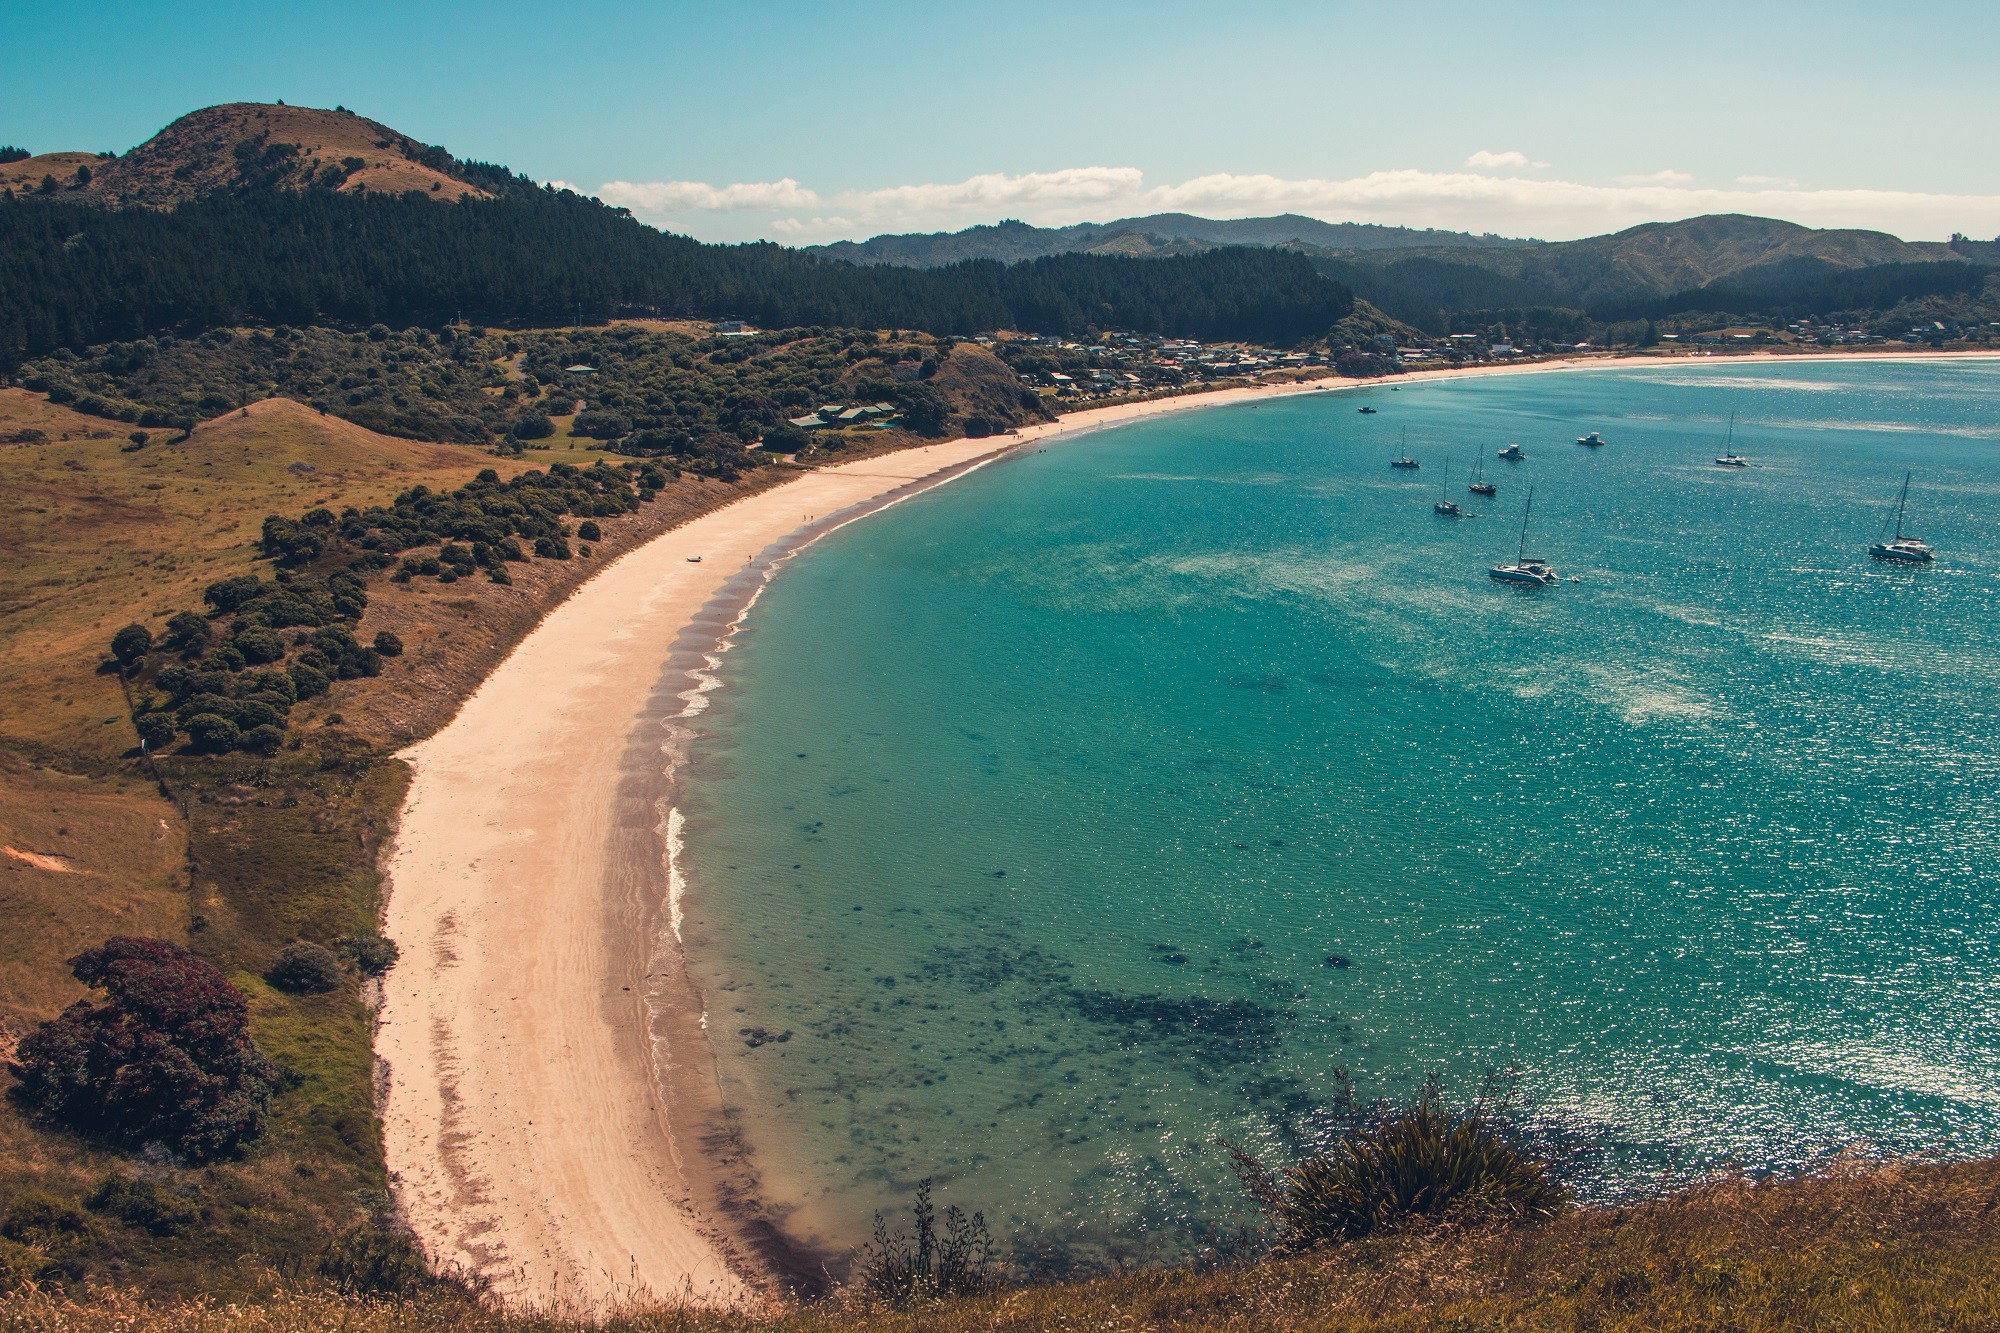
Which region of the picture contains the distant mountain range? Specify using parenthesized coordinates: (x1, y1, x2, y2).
(808, 214, 1531, 267)
(4, 101, 1994, 354)
(811, 211, 1997, 329)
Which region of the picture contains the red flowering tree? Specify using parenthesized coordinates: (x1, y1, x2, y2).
(7, 937, 282, 1162)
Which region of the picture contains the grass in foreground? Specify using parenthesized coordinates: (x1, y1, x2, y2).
(0, 1158, 1996, 1330)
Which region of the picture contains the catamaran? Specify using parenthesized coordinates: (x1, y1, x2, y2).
(1715, 412, 1748, 467)
(1435, 458, 1464, 516)
(1868, 470, 1935, 563)
(1468, 456, 1497, 496)
(1488, 485, 1559, 586)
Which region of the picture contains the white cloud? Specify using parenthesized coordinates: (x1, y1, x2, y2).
(583, 163, 2000, 244)
(597, 177, 820, 213)
(1466, 150, 1530, 170)
(834, 166, 1145, 221)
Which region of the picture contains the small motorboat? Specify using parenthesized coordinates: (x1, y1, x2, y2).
(1358, 406, 1378, 414)
(1576, 431, 1606, 448)
(1498, 443, 1526, 462)
(686, 555, 703, 563)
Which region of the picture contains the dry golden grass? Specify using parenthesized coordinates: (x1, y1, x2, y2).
(0, 154, 103, 196)
(9, 103, 488, 208)
(0, 753, 187, 1030)
(1, 1158, 1995, 1330)
(0, 396, 537, 761)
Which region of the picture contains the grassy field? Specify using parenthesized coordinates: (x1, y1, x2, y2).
(0, 385, 785, 1300)
(1, 1158, 1996, 1328)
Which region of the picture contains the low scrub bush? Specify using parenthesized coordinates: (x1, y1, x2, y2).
(1234, 1076, 1566, 1251)
(265, 941, 344, 995)
(84, 1174, 198, 1237)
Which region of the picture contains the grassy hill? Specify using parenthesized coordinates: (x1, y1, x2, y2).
(0, 103, 486, 208)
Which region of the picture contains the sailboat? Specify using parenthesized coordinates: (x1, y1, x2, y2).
(1391, 428, 1420, 469)
(1868, 471, 1935, 563)
(1435, 457, 1464, 516)
(1488, 486, 1559, 586)
(1715, 412, 1748, 467)
(1468, 455, 1497, 496)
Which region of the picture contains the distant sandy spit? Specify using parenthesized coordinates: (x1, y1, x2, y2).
(376, 348, 1999, 1313)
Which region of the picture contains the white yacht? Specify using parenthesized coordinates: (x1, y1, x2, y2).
(1868, 471, 1935, 563)
(1489, 485, 1559, 586)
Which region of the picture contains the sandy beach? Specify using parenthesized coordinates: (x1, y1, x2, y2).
(376, 349, 1998, 1311)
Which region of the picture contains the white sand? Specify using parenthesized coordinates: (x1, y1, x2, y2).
(376, 350, 1998, 1311)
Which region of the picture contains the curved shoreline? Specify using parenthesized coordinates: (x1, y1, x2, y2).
(375, 348, 2000, 1311)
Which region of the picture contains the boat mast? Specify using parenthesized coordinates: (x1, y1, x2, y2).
(1726, 411, 1735, 451)
(1517, 485, 1534, 564)
(1893, 470, 1912, 541)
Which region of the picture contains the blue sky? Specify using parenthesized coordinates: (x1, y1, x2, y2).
(6, 1, 2000, 242)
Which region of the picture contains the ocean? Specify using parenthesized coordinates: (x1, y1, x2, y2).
(674, 359, 2000, 1270)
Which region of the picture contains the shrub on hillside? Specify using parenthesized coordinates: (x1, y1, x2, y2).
(183, 712, 240, 753)
(265, 941, 344, 994)
(575, 520, 601, 542)
(86, 1173, 199, 1236)
(1233, 1076, 1565, 1251)
(337, 933, 401, 976)
(371, 631, 403, 657)
(109, 622, 152, 667)
(239, 722, 285, 756)
(7, 937, 282, 1161)
(511, 411, 555, 440)
(161, 610, 210, 656)
(133, 710, 178, 750)
(859, 1178, 996, 1303)
(571, 409, 632, 439)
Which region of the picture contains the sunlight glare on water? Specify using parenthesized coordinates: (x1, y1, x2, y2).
(677, 360, 2000, 1269)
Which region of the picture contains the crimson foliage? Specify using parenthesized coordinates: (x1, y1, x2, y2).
(7, 937, 282, 1162)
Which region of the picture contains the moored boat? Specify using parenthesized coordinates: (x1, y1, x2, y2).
(1868, 470, 1935, 563)
(1489, 485, 1559, 586)
(1715, 411, 1748, 467)
(1468, 455, 1497, 496)
(1498, 443, 1526, 462)
(1576, 431, 1606, 448)
(1435, 457, 1464, 516)
(1392, 428, 1420, 469)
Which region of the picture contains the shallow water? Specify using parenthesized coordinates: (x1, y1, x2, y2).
(676, 360, 2000, 1270)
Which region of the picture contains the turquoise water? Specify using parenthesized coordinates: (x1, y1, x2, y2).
(677, 360, 2000, 1269)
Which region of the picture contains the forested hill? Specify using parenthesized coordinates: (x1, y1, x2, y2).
(0, 103, 1353, 366)
(809, 214, 1531, 267)
(0, 188, 1351, 369)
